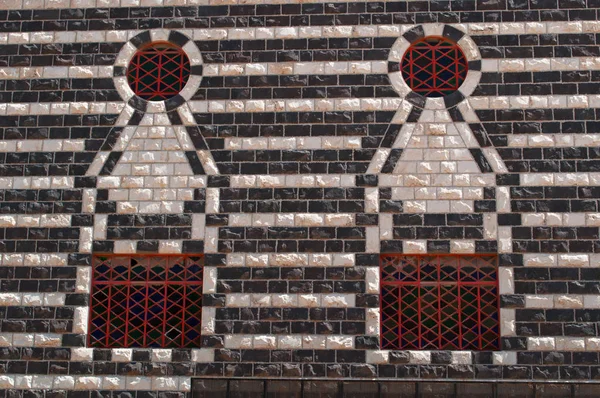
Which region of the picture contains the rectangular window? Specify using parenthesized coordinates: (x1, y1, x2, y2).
(380, 255, 499, 350)
(89, 255, 204, 348)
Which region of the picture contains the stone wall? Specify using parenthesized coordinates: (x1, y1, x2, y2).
(1, 0, 600, 396)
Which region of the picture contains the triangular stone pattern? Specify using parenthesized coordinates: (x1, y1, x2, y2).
(107, 112, 195, 214)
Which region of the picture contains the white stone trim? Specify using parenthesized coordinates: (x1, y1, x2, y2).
(0, 293, 65, 306)
(0, 374, 192, 391)
(472, 95, 600, 111)
(229, 174, 356, 188)
(0, 177, 76, 189)
(482, 57, 600, 73)
(223, 334, 354, 350)
(0, 333, 62, 347)
(525, 294, 587, 309)
(224, 136, 363, 151)
(0, 253, 67, 266)
(191, 349, 214, 363)
(225, 253, 353, 267)
(366, 148, 390, 174)
(0, 139, 86, 153)
(500, 308, 516, 337)
(507, 133, 600, 148)
(0, 214, 72, 228)
(527, 337, 600, 352)
(227, 213, 355, 227)
(0, 66, 113, 80)
(223, 293, 356, 308)
(520, 173, 600, 186)
(203, 61, 387, 76)
(522, 213, 598, 228)
(188, 98, 404, 113)
(0, 102, 125, 115)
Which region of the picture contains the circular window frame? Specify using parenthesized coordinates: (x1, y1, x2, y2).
(400, 36, 468, 99)
(113, 30, 204, 113)
(127, 41, 192, 102)
(387, 25, 482, 110)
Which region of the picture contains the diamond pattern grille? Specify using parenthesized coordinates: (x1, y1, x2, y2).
(90, 255, 203, 348)
(381, 255, 499, 350)
(127, 43, 191, 101)
(401, 37, 468, 98)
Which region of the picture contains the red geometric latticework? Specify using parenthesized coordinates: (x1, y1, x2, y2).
(401, 37, 468, 98)
(381, 255, 499, 351)
(89, 255, 203, 348)
(127, 43, 191, 101)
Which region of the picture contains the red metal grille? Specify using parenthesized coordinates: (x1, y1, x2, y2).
(401, 36, 468, 98)
(89, 255, 203, 348)
(127, 42, 191, 101)
(380, 255, 499, 350)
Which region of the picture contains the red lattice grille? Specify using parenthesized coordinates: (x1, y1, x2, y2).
(401, 36, 468, 98)
(127, 43, 191, 101)
(381, 255, 499, 350)
(89, 255, 203, 348)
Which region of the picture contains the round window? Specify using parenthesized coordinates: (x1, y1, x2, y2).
(127, 42, 191, 101)
(401, 36, 468, 98)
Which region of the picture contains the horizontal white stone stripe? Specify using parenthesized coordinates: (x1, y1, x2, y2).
(471, 95, 600, 111)
(0, 374, 191, 392)
(507, 134, 600, 148)
(0, 214, 71, 228)
(522, 213, 600, 228)
(0, 293, 65, 306)
(525, 294, 600, 309)
(523, 253, 600, 268)
(402, 240, 477, 254)
(378, 173, 496, 188)
(528, 336, 600, 352)
(0, 253, 68, 266)
(0, 176, 75, 189)
(521, 173, 600, 186)
(230, 174, 356, 188)
(0, 66, 113, 80)
(0, 139, 86, 152)
(224, 293, 356, 307)
(204, 61, 387, 76)
(391, 186, 485, 200)
(188, 98, 404, 113)
(0, 102, 124, 116)
(0, 20, 595, 41)
(108, 188, 195, 201)
(225, 136, 363, 151)
(367, 350, 472, 365)
(0, 333, 62, 347)
(482, 57, 600, 73)
(224, 334, 354, 350)
(227, 213, 356, 227)
(97, 175, 207, 189)
(226, 252, 355, 267)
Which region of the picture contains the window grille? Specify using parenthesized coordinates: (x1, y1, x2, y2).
(380, 255, 499, 350)
(127, 42, 191, 101)
(401, 36, 468, 98)
(89, 255, 203, 348)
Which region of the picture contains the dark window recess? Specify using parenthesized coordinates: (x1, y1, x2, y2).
(127, 42, 191, 101)
(401, 37, 468, 98)
(380, 255, 499, 350)
(89, 255, 203, 348)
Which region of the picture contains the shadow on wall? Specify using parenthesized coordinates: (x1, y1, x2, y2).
(191, 378, 600, 397)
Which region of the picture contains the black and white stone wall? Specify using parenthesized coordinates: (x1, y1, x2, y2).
(1, 0, 600, 396)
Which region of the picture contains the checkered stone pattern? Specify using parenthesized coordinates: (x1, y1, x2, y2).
(0, 0, 600, 396)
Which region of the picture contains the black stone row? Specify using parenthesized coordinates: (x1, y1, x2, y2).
(0, 1, 599, 32)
